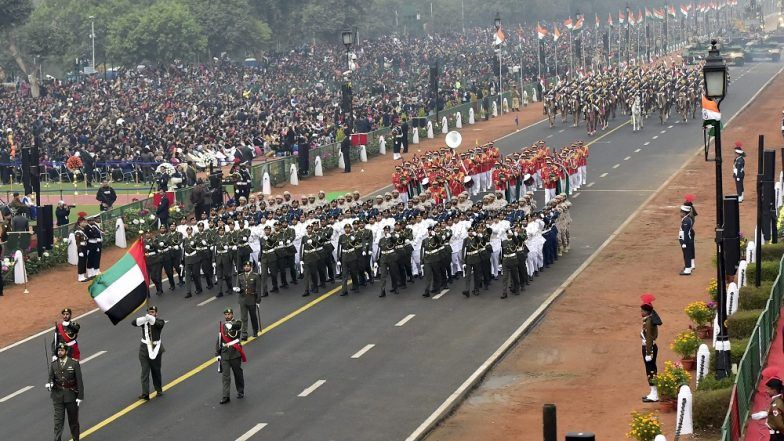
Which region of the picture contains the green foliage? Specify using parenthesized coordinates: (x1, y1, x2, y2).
(727, 309, 762, 340)
(747, 260, 781, 285)
(693, 387, 732, 430)
(739, 281, 774, 310)
(0, 0, 33, 31)
(762, 243, 784, 261)
(183, 0, 270, 57)
(696, 373, 736, 391)
(708, 338, 749, 372)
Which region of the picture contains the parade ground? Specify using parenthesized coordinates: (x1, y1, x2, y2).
(0, 55, 781, 441)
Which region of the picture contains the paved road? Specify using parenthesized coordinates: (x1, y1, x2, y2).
(0, 60, 781, 441)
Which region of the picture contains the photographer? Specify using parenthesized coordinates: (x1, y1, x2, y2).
(96, 181, 118, 212)
(56, 201, 75, 227)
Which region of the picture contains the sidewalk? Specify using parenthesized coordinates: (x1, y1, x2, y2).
(427, 69, 784, 439)
(0, 103, 546, 347)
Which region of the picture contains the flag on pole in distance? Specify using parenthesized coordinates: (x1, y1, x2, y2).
(88, 240, 150, 325)
(552, 25, 560, 41)
(494, 27, 506, 45)
(595, 13, 600, 29)
(573, 16, 584, 30)
(564, 17, 574, 30)
(537, 22, 548, 40)
(680, 4, 689, 16)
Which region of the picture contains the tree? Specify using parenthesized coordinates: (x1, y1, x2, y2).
(107, 0, 206, 66)
(0, 0, 34, 79)
(183, 0, 271, 58)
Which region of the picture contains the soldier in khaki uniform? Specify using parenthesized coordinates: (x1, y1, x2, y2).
(462, 231, 485, 297)
(640, 295, 662, 403)
(194, 222, 215, 290)
(376, 225, 400, 297)
(337, 223, 361, 296)
(47, 342, 84, 441)
(182, 226, 202, 298)
(500, 231, 520, 298)
(751, 377, 784, 440)
(299, 224, 321, 297)
(237, 261, 261, 340)
(214, 227, 235, 298)
(216, 308, 246, 404)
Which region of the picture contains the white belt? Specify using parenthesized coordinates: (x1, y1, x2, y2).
(65, 340, 77, 347)
(141, 339, 160, 346)
(88, 239, 99, 243)
(224, 339, 239, 347)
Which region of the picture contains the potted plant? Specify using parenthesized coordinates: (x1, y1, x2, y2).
(627, 411, 662, 441)
(684, 301, 715, 339)
(707, 278, 718, 302)
(670, 330, 701, 370)
(653, 361, 692, 411)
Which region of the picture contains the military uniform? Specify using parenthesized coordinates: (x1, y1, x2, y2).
(679, 207, 695, 275)
(421, 231, 443, 297)
(74, 226, 88, 282)
(144, 236, 163, 296)
(85, 220, 103, 278)
(338, 230, 361, 295)
(376, 230, 400, 297)
(53, 314, 81, 361)
(768, 393, 784, 440)
(48, 345, 84, 441)
(300, 233, 322, 296)
(165, 226, 185, 287)
(183, 233, 203, 297)
(194, 228, 215, 290)
(214, 231, 235, 297)
(500, 236, 520, 298)
(462, 235, 485, 296)
(131, 309, 165, 399)
(156, 231, 176, 292)
(317, 226, 336, 282)
(237, 268, 261, 339)
(733, 147, 746, 202)
(259, 230, 279, 295)
(357, 226, 374, 285)
(216, 312, 245, 403)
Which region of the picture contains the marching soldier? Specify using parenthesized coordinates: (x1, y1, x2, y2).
(233, 164, 252, 202)
(236, 221, 252, 270)
(195, 222, 215, 291)
(214, 226, 235, 298)
(300, 224, 321, 297)
(279, 220, 298, 287)
(421, 226, 443, 298)
(462, 230, 485, 297)
(317, 222, 336, 283)
(376, 225, 400, 297)
(85, 216, 103, 279)
(514, 226, 530, 288)
(337, 223, 360, 296)
(679, 204, 695, 275)
(356, 220, 374, 285)
(166, 222, 186, 287)
(47, 342, 84, 441)
(182, 226, 203, 298)
(155, 224, 176, 292)
(216, 308, 246, 404)
(144, 231, 164, 296)
(259, 225, 279, 295)
(53, 308, 81, 361)
(733, 142, 746, 202)
(500, 230, 520, 298)
(237, 261, 261, 340)
(75, 216, 89, 282)
(132, 305, 165, 400)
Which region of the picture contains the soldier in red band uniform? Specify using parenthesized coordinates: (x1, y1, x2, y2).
(53, 307, 81, 361)
(392, 166, 409, 203)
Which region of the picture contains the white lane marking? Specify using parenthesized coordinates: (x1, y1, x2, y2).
(634, 148, 641, 153)
(546, 134, 553, 139)
(80, 351, 107, 365)
(586, 182, 595, 188)
(432, 289, 449, 300)
(624, 156, 631, 161)
(0, 386, 34, 403)
(599, 172, 608, 178)
(0, 308, 100, 354)
(558, 129, 565, 133)
(298, 380, 326, 397)
(235, 423, 268, 441)
(197, 296, 217, 307)
(612, 164, 620, 169)
(668, 125, 673, 129)
(644, 141, 651, 146)
(660, 130, 666, 134)
(572, 193, 581, 198)
(652, 135, 658, 139)
(395, 314, 416, 327)
(496, 117, 548, 141)
(405, 62, 784, 441)
(350, 344, 376, 359)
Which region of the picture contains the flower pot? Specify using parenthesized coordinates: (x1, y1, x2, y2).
(680, 358, 696, 371)
(656, 399, 677, 413)
(696, 325, 713, 340)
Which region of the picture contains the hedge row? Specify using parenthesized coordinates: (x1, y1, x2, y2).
(747, 261, 781, 285)
(761, 242, 784, 262)
(707, 338, 749, 372)
(728, 310, 763, 340)
(739, 281, 775, 310)
(694, 387, 733, 431)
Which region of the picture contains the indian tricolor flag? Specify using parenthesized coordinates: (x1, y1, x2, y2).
(89, 240, 150, 325)
(701, 96, 721, 122)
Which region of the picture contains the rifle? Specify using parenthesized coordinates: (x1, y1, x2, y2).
(44, 337, 51, 389)
(216, 322, 222, 373)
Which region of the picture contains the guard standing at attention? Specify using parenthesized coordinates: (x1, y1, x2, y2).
(85, 216, 103, 279)
(640, 294, 662, 403)
(216, 307, 246, 404)
(733, 142, 746, 202)
(132, 305, 165, 400)
(47, 342, 84, 441)
(679, 203, 695, 276)
(53, 308, 81, 361)
(75, 215, 89, 282)
(237, 261, 261, 340)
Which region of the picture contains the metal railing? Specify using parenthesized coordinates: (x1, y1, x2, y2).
(721, 256, 784, 441)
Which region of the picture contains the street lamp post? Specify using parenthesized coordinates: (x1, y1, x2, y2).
(341, 29, 354, 136)
(494, 12, 502, 114)
(702, 39, 731, 380)
(89, 16, 96, 69)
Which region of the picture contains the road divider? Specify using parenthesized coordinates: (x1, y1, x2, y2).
(80, 351, 107, 365)
(298, 380, 326, 397)
(235, 423, 268, 441)
(395, 314, 416, 327)
(350, 344, 375, 359)
(0, 385, 34, 403)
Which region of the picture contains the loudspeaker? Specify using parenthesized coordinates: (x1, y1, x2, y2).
(762, 149, 776, 241)
(37, 205, 54, 251)
(565, 433, 595, 440)
(723, 195, 740, 276)
(21, 147, 32, 196)
(208, 172, 223, 190)
(31, 139, 40, 195)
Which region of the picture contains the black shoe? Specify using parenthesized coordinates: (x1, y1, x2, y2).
(302, 291, 310, 297)
(423, 292, 430, 297)
(351, 287, 359, 292)
(156, 290, 163, 296)
(270, 288, 279, 293)
(207, 283, 214, 289)
(237, 393, 244, 399)
(501, 293, 508, 299)
(169, 285, 175, 291)
(216, 292, 224, 298)
(195, 290, 203, 295)
(241, 336, 248, 341)
(178, 281, 186, 287)
(379, 290, 386, 298)
(261, 293, 268, 297)
(473, 290, 480, 296)
(319, 284, 326, 289)
(291, 280, 298, 285)
(220, 397, 230, 404)
(340, 291, 348, 296)
(462, 290, 470, 297)
(392, 289, 399, 295)
(184, 293, 192, 299)
(139, 394, 150, 401)
(642, 397, 659, 403)
(156, 390, 164, 397)
(326, 278, 334, 284)
(281, 284, 289, 289)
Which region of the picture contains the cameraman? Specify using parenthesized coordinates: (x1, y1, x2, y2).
(56, 200, 75, 227)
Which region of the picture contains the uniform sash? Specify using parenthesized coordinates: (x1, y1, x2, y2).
(56, 322, 81, 360)
(220, 323, 247, 362)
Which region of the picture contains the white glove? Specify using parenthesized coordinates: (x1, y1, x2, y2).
(232, 287, 241, 293)
(300, 262, 305, 272)
(462, 264, 466, 273)
(225, 323, 232, 330)
(286, 240, 291, 245)
(232, 246, 237, 250)
(45, 383, 52, 391)
(751, 411, 769, 420)
(216, 356, 221, 362)
(681, 244, 686, 249)
(76, 399, 82, 407)
(158, 242, 164, 247)
(145, 314, 155, 324)
(202, 240, 207, 245)
(644, 355, 652, 362)
(78, 252, 84, 257)
(279, 241, 284, 246)
(362, 251, 366, 256)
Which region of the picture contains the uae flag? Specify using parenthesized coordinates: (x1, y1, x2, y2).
(89, 240, 150, 325)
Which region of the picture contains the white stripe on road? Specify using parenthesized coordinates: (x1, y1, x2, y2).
(0, 386, 34, 403)
(80, 351, 107, 364)
(0, 308, 100, 354)
(624, 156, 631, 161)
(558, 129, 565, 133)
(395, 314, 416, 327)
(599, 172, 608, 178)
(572, 193, 581, 198)
(586, 182, 595, 188)
(432, 289, 449, 300)
(298, 380, 326, 397)
(197, 296, 217, 307)
(668, 125, 673, 129)
(634, 148, 641, 153)
(235, 423, 268, 441)
(546, 134, 553, 138)
(652, 135, 659, 139)
(660, 130, 667, 134)
(644, 141, 651, 146)
(350, 344, 376, 359)
(612, 164, 620, 169)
